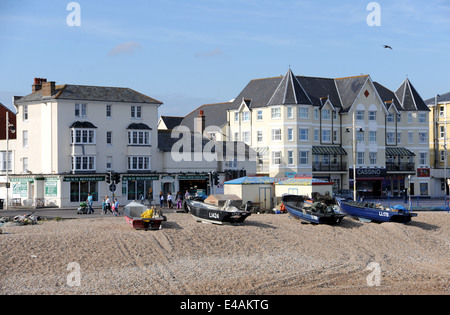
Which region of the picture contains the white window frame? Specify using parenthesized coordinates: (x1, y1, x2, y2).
(299, 107, 309, 119)
(257, 110, 263, 120)
(271, 107, 281, 119)
(71, 129, 96, 145)
(23, 130, 28, 148)
(299, 151, 309, 165)
(287, 128, 294, 141)
(242, 131, 250, 143)
(299, 128, 309, 141)
(72, 156, 96, 171)
(272, 129, 282, 141)
(357, 152, 365, 165)
(131, 105, 142, 119)
(75, 103, 87, 118)
(369, 152, 377, 165)
(272, 151, 282, 165)
(127, 130, 151, 146)
(128, 156, 151, 171)
(419, 132, 428, 144)
(257, 130, 263, 143)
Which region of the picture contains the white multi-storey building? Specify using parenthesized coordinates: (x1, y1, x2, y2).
(226, 69, 431, 198)
(9, 78, 255, 208)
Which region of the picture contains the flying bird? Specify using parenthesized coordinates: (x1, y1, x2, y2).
(382, 45, 393, 50)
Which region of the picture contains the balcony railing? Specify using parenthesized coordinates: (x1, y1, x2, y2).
(386, 162, 415, 172)
(313, 162, 347, 172)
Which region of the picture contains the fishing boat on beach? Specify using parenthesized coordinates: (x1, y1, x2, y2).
(336, 198, 417, 223)
(183, 199, 251, 225)
(123, 201, 165, 230)
(282, 194, 345, 225)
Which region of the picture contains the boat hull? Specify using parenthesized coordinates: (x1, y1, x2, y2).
(282, 195, 345, 225)
(184, 200, 251, 225)
(124, 214, 164, 230)
(337, 199, 417, 223)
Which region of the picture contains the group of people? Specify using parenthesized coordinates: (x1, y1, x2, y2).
(86, 193, 120, 216)
(159, 190, 190, 209)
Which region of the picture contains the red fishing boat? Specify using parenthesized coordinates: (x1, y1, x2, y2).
(123, 201, 165, 230)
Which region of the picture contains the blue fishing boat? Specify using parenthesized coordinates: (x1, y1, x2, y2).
(282, 195, 345, 225)
(336, 198, 417, 223)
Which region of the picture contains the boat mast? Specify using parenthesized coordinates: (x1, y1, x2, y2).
(353, 111, 357, 202)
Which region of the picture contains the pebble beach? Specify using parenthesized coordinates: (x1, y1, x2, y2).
(0, 212, 448, 295)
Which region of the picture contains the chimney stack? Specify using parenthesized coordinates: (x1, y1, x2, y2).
(194, 109, 206, 134)
(32, 78, 47, 93)
(42, 81, 56, 96)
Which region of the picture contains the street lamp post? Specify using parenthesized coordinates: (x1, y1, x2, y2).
(347, 111, 363, 202)
(5, 111, 15, 210)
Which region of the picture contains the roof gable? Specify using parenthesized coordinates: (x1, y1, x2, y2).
(334, 75, 369, 111)
(268, 69, 312, 106)
(395, 79, 429, 111)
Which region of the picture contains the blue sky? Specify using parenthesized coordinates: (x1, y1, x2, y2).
(1, 0, 450, 116)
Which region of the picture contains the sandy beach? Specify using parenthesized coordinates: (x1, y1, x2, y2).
(0, 212, 448, 295)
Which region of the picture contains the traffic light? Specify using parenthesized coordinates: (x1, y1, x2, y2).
(213, 172, 219, 185)
(113, 173, 121, 184)
(106, 172, 112, 184)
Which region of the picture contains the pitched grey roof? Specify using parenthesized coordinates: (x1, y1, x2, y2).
(267, 69, 312, 106)
(297, 76, 342, 107)
(230, 76, 283, 109)
(373, 82, 403, 111)
(180, 102, 237, 130)
(395, 79, 429, 111)
(334, 75, 369, 112)
(182, 69, 429, 131)
(160, 116, 184, 130)
(15, 84, 162, 105)
(424, 92, 450, 106)
(158, 130, 254, 159)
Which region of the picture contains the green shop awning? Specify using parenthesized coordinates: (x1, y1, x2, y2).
(386, 147, 416, 157)
(312, 146, 347, 156)
(63, 176, 106, 182)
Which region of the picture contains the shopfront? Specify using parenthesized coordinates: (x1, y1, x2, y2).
(178, 174, 210, 197)
(349, 168, 386, 198)
(123, 175, 159, 201)
(64, 176, 105, 203)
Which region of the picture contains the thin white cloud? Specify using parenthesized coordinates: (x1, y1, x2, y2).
(195, 48, 226, 59)
(109, 41, 142, 56)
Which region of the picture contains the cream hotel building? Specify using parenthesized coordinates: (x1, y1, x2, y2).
(226, 69, 431, 198)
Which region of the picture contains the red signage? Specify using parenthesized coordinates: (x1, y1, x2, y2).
(417, 168, 430, 177)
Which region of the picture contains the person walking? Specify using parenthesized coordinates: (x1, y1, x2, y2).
(101, 198, 106, 214)
(105, 195, 113, 214)
(159, 191, 165, 208)
(167, 192, 173, 209)
(176, 191, 183, 209)
(87, 193, 94, 214)
(113, 198, 120, 216)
